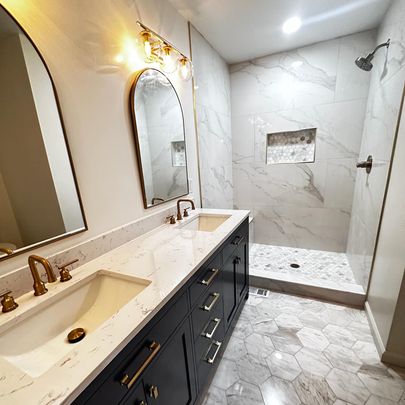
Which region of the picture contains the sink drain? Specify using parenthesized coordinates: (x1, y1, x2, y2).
(290, 263, 300, 269)
(67, 327, 86, 344)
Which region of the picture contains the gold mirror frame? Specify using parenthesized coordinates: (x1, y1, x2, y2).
(0, 5, 87, 262)
(130, 68, 189, 209)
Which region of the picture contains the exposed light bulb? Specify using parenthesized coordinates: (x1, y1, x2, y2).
(283, 17, 302, 34)
(140, 31, 152, 58)
(179, 57, 192, 81)
(161, 45, 177, 73)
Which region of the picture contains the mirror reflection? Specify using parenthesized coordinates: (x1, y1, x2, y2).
(131, 68, 189, 208)
(0, 6, 86, 259)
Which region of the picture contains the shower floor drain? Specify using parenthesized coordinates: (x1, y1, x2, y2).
(290, 263, 300, 269)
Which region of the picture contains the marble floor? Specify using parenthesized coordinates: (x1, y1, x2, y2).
(250, 244, 364, 293)
(202, 292, 405, 405)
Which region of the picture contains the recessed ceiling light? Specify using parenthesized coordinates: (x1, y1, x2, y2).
(283, 17, 302, 34)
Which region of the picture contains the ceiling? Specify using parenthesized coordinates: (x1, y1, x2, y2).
(170, 0, 393, 63)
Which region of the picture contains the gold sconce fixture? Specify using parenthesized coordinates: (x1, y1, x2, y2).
(137, 21, 193, 81)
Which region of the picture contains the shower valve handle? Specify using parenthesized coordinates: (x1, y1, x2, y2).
(356, 155, 373, 174)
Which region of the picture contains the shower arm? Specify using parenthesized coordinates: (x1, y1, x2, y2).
(369, 39, 390, 57)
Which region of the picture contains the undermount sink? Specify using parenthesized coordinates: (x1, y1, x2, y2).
(180, 214, 231, 232)
(0, 271, 151, 377)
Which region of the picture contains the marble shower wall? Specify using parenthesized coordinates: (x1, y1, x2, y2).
(191, 26, 233, 208)
(347, 0, 405, 290)
(231, 31, 376, 252)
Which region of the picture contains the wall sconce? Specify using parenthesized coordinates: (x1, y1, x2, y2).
(136, 21, 193, 81)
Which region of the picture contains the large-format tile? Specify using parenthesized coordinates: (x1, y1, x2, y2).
(204, 291, 405, 405)
(322, 324, 357, 349)
(293, 372, 337, 405)
(324, 344, 363, 373)
(266, 351, 301, 381)
(260, 377, 301, 405)
(202, 386, 227, 405)
(358, 371, 405, 402)
(244, 333, 275, 359)
(226, 380, 263, 405)
(270, 329, 303, 355)
(326, 368, 370, 405)
(295, 347, 333, 377)
(223, 336, 248, 361)
(297, 327, 329, 351)
(236, 354, 271, 385)
(211, 358, 239, 390)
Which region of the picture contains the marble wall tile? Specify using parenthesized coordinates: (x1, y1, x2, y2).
(251, 204, 350, 252)
(346, 0, 405, 289)
(231, 31, 373, 252)
(191, 26, 233, 209)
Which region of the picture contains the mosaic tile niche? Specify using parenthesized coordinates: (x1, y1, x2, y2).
(266, 128, 316, 164)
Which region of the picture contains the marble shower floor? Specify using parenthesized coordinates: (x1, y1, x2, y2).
(250, 244, 365, 294)
(202, 292, 405, 405)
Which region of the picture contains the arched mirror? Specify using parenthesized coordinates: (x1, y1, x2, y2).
(130, 68, 189, 208)
(0, 5, 86, 261)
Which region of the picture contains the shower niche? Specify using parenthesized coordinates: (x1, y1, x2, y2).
(266, 128, 316, 165)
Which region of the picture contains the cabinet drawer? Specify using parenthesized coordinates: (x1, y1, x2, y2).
(197, 338, 223, 391)
(77, 292, 188, 404)
(191, 274, 223, 340)
(194, 300, 225, 363)
(189, 252, 222, 307)
(222, 220, 248, 265)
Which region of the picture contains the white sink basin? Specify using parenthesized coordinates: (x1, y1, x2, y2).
(181, 214, 231, 232)
(0, 270, 151, 377)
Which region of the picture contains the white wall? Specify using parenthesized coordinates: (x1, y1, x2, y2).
(0, 0, 200, 275)
(230, 31, 375, 252)
(366, 83, 405, 362)
(190, 26, 233, 208)
(347, 0, 405, 290)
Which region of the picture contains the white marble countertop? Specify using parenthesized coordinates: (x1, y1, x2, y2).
(0, 208, 249, 405)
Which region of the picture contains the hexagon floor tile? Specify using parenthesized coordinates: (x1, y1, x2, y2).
(203, 292, 405, 404)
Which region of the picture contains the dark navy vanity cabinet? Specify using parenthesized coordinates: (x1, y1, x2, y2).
(73, 218, 249, 405)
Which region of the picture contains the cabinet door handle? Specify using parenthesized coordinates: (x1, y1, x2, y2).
(202, 292, 220, 312)
(206, 340, 222, 364)
(120, 341, 161, 389)
(199, 268, 219, 286)
(231, 235, 244, 246)
(202, 317, 221, 339)
(149, 385, 159, 399)
(234, 256, 242, 265)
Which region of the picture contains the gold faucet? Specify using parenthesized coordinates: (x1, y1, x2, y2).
(28, 255, 57, 296)
(0, 247, 13, 255)
(176, 199, 195, 221)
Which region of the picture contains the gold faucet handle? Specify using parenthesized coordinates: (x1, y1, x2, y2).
(57, 259, 78, 282)
(0, 290, 18, 313)
(165, 215, 176, 224)
(183, 207, 191, 217)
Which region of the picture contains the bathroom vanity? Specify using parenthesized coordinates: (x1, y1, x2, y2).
(0, 209, 249, 404)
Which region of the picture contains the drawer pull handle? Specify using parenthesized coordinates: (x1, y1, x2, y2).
(234, 256, 242, 265)
(149, 385, 159, 399)
(200, 268, 219, 286)
(203, 317, 221, 339)
(231, 235, 244, 246)
(207, 340, 222, 364)
(202, 292, 220, 312)
(120, 341, 161, 389)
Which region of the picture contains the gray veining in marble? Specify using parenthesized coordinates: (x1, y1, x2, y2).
(347, 0, 405, 290)
(231, 31, 376, 252)
(203, 291, 405, 405)
(191, 25, 233, 209)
